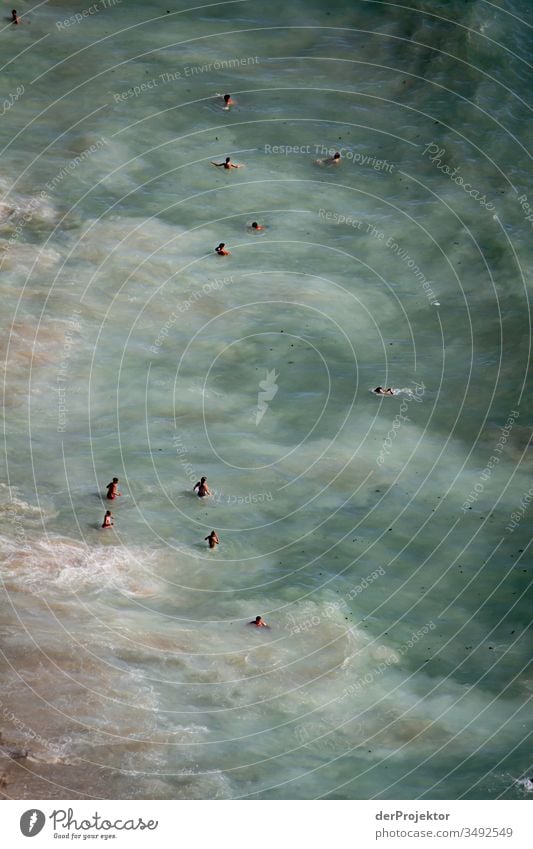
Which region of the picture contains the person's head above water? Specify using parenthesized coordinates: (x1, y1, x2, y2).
(248, 614, 268, 627)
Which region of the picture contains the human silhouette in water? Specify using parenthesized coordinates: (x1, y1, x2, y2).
(102, 510, 113, 528)
(205, 530, 219, 549)
(194, 476, 211, 497)
(248, 615, 269, 628)
(106, 477, 121, 499)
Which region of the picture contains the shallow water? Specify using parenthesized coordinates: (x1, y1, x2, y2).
(0, 0, 531, 800)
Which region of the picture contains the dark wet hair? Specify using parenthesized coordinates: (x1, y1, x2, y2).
(217, 243, 225, 249)
(113, 477, 119, 483)
(225, 156, 231, 162)
(252, 222, 258, 228)
(224, 94, 231, 102)
(255, 616, 261, 622)
(201, 476, 206, 482)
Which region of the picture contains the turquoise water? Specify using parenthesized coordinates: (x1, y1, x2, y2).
(0, 0, 531, 799)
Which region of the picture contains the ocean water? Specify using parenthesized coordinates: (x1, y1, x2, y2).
(0, 0, 531, 800)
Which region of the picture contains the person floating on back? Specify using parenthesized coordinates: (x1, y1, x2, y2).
(194, 476, 211, 497)
(215, 242, 230, 256)
(205, 530, 219, 549)
(316, 151, 341, 166)
(106, 477, 121, 499)
(373, 386, 395, 396)
(248, 615, 269, 628)
(211, 156, 243, 170)
(102, 510, 114, 529)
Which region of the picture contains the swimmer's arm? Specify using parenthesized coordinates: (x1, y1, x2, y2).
(230, 164, 244, 168)
(211, 162, 224, 167)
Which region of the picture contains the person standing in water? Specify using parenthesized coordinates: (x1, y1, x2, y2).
(194, 476, 211, 497)
(211, 156, 244, 170)
(106, 477, 121, 499)
(102, 510, 114, 529)
(205, 530, 219, 549)
(11, 9, 20, 24)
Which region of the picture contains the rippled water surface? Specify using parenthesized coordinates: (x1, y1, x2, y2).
(0, 0, 531, 800)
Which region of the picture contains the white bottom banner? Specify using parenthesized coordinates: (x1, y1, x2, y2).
(2, 800, 529, 848)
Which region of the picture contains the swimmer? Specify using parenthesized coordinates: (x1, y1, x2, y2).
(248, 615, 270, 628)
(194, 476, 211, 497)
(106, 477, 121, 499)
(215, 242, 230, 256)
(316, 152, 341, 166)
(11, 9, 20, 24)
(211, 156, 244, 170)
(373, 387, 395, 396)
(222, 94, 235, 109)
(205, 530, 219, 549)
(248, 221, 265, 232)
(102, 510, 114, 529)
